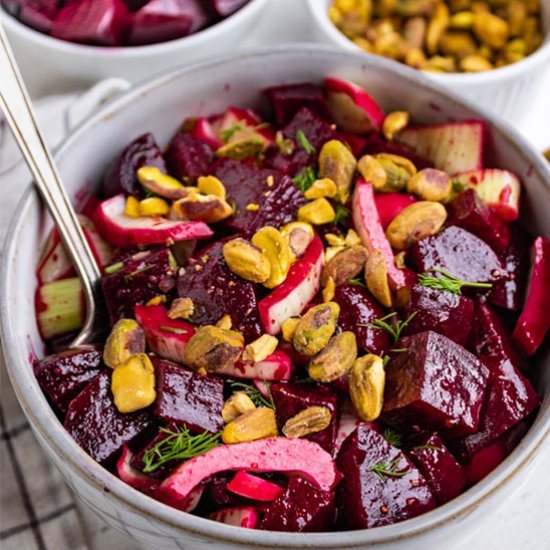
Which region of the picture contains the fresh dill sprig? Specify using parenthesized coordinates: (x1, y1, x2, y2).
(383, 428, 402, 448)
(418, 267, 493, 295)
(230, 381, 275, 410)
(292, 166, 317, 193)
(142, 426, 221, 473)
(359, 311, 417, 344)
(123, 264, 155, 282)
(368, 456, 410, 482)
(296, 129, 316, 154)
(220, 123, 244, 143)
(334, 204, 351, 226)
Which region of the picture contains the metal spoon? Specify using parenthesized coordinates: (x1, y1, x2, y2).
(0, 24, 104, 345)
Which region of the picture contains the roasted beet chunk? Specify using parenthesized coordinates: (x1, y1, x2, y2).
(201, 472, 254, 512)
(332, 283, 391, 355)
(336, 424, 436, 529)
(257, 477, 335, 532)
(103, 133, 166, 198)
(102, 247, 176, 323)
(263, 83, 331, 126)
(410, 226, 505, 284)
(165, 132, 215, 184)
(152, 358, 224, 433)
(450, 357, 539, 462)
(210, 158, 305, 235)
(447, 189, 510, 253)
(51, 0, 129, 46)
(34, 345, 103, 413)
(401, 284, 474, 346)
(176, 239, 262, 341)
(64, 372, 154, 464)
(407, 432, 467, 504)
(271, 382, 339, 454)
(384, 331, 489, 437)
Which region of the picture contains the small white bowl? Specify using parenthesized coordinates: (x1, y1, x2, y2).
(0, 0, 268, 91)
(306, 0, 550, 124)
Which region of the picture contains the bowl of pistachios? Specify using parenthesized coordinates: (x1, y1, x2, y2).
(306, 0, 550, 123)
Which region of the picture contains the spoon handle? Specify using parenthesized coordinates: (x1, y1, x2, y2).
(0, 24, 102, 344)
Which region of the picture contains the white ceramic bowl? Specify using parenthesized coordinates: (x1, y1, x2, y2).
(1, 45, 550, 550)
(306, 0, 550, 125)
(0, 0, 268, 92)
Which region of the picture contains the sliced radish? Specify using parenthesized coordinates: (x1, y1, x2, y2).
(227, 470, 284, 502)
(396, 120, 486, 175)
(352, 180, 407, 290)
(37, 229, 75, 284)
(154, 484, 204, 513)
(188, 117, 223, 149)
(117, 446, 160, 495)
(78, 214, 113, 268)
(453, 169, 521, 222)
(258, 235, 324, 335)
(254, 379, 272, 399)
(333, 400, 362, 457)
(512, 236, 550, 356)
(134, 304, 195, 364)
(208, 506, 259, 529)
(95, 194, 213, 246)
(217, 350, 292, 381)
(158, 438, 340, 507)
(324, 76, 385, 134)
(374, 192, 417, 231)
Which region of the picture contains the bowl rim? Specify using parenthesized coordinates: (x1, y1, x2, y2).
(0, 0, 268, 58)
(2, 44, 550, 548)
(305, 0, 550, 84)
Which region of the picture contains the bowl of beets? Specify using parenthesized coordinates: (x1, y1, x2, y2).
(1, 46, 549, 549)
(0, 0, 267, 83)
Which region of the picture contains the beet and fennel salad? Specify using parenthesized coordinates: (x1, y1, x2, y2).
(33, 76, 549, 532)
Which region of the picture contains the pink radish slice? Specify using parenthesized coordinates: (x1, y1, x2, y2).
(258, 235, 324, 335)
(253, 380, 272, 399)
(189, 117, 223, 148)
(512, 236, 550, 356)
(37, 230, 75, 284)
(134, 304, 195, 364)
(324, 77, 385, 134)
(208, 506, 259, 529)
(78, 214, 113, 268)
(374, 192, 417, 231)
(333, 400, 362, 457)
(216, 350, 292, 381)
(227, 471, 284, 502)
(117, 446, 160, 495)
(154, 484, 204, 513)
(453, 169, 521, 222)
(158, 438, 340, 507)
(95, 194, 213, 246)
(352, 180, 407, 290)
(396, 120, 486, 175)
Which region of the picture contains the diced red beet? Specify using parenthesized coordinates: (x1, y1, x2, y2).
(209, 506, 259, 529)
(19, 1, 57, 33)
(401, 284, 474, 346)
(217, 351, 292, 381)
(102, 133, 166, 198)
(176, 238, 262, 341)
(450, 357, 539, 462)
(338, 130, 368, 157)
(117, 446, 160, 494)
(336, 424, 436, 529)
(227, 471, 284, 502)
(512, 236, 550, 356)
(134, 304, 195, 364)
(210, 158, 306, 235)
(468, 301, 525, 371)
(51, 0, 129, 46)
(374, 192, 417, 231)
(165, 132, 215, 184)
(258, 235, 324, 335)
(158, 438, 341, 509)
(407, 432, 466, 505)
(270, 382, 339, 454)
(202, 472, 254, 510)
(102, 247, 177, 323)
(33, 345, 103, 413)
(127, 0, 209, 45)
(410, 226, 506, 285)
(463, 438, 507, 484)
(362, 134, 434, 171)
(447, 189, 510, 253)
(152, 358, 224, 434)
(209, 0, 249, 16)
(64, 371, 154, 464)
(257, 477, 335, 532)
(487, 227, 530, 311)
(332, 283, 391, 355)
(263, 83, 331, 127)
(384, 331, 489, 437)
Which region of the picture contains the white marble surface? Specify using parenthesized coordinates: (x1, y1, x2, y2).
(1, 0, 549, 548)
